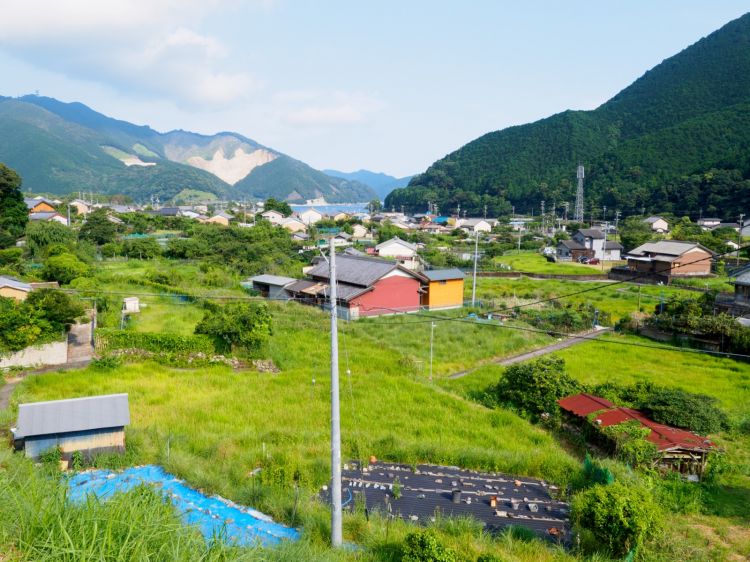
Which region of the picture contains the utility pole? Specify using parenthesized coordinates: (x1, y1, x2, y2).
(429, 322, 435, 383)
(614, 210, 621, 241)
(328, 239, 342, 547)
(738, 214, 745, 266)
(471, 232, 479, 306)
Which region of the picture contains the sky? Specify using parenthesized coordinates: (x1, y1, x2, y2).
(0, 1, 748, 177)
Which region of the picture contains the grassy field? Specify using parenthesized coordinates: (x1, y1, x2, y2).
(492, 251, 618, 274)
(8, 299, 581, 561)
(441, 333, 750, 560)
(4, 257, 749, 560)
(472, 276, 692, 322)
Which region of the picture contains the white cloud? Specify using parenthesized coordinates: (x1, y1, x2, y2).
(282, 91, 383, 127)
(0, 0, 258, 107)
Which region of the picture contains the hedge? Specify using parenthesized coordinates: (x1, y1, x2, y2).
(96, 329, 215, 355)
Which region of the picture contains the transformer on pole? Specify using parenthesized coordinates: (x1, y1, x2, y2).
(574, 164, 585, 222)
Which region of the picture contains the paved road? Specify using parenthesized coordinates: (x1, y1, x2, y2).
(447, 327, 611, 379)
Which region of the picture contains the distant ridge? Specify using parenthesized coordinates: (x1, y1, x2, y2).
(323, 169, 413, 200)
(386, 12, 750, 219)
(0, 95, 376, 203)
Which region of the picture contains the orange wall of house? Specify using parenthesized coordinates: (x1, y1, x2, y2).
(427, 279, 464, 309)
(30, 202, 55, 213)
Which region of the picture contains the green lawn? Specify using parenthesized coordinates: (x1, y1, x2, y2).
(492, 251, 617, 275)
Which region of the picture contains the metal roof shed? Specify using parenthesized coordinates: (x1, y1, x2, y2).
(13, 394, 130, 460)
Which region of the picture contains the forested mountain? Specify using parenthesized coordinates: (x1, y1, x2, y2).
(323, 169, 413, 200)
(0, 95, 376, 203)
(386, 13, 750, 219)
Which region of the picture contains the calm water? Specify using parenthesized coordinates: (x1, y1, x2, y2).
(290, 203, 370, 215)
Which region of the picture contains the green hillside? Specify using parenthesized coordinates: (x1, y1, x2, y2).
(387, 12, 750, 218)
(235, 155, 377, 203)
(0, 96, 376, 203)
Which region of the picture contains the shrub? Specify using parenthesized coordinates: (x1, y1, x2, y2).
(42, 253, 90, 284)
(401, 529, 458, 562)
(491, 357, 581, 420)
(602, 420, 658, 468)
(195, 301, 272, 355)
(639, 387, 729, 434)
(96, 330, 216, 355)
(572, 481, 662, 558)
(25, 289, 84, 332)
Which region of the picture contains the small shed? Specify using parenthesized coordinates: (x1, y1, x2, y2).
(122, 297, 140, 313)
(422, 269, 465, 310)
(247, 274, 297, 300)
(12, 393, 130, 461)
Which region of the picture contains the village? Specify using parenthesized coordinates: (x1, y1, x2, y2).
(2, 184, 750, 561)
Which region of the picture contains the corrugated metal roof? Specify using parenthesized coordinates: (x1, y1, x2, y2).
(308, 255, 399, 287)
(558, 393, 714, 452)
(15, 394, 130, 439)
(423, 268, 465, 281)
(250, 274, 297, 287)
(0, 276, 32, 292)
(558, 393, 614, 416)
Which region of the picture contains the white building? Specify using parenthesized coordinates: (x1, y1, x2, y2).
(298, 208, 325, 225)
(457, 218, 497, 234)
(261, 210, 285, 225)
(643, 216, 669, 233)
(571, 228, 623, 261)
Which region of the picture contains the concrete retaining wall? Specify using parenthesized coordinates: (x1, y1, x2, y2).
(0, 340, 68, 369)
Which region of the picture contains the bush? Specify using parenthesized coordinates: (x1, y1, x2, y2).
(25, 289, 84, 332)
(401, 529, 458, 562)
(572, 481, 662, 558)
(42, 253, 90, 284)
(195, 301, 272, 355)
(490, 357, 581, 420)
(639, 387, 730, 434)
(602, 420, 658, 468)
(96, 330, 216, 355)
(122, 237, 162, 259)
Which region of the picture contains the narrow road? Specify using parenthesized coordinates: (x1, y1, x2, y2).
(447, 327, 611, 379)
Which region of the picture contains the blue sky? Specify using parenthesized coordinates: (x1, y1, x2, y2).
(0, 1, 747, 177)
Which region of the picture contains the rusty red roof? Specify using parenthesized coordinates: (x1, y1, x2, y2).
(559, 393, 715, 452)
(557, 393, 614, 417)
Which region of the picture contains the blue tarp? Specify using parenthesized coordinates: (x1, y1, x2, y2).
(67, 465, 300, 547)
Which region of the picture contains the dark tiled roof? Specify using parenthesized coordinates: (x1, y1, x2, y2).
(307, 255, 399, 287)
(576, 228, 605, 239)
(558, 240, 585, 250)
(605, 241, 623, 250)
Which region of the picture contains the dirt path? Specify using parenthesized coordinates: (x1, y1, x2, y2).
(447, 327, 611, 379)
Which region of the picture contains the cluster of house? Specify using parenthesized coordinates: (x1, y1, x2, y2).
(247, 237, 465, 320)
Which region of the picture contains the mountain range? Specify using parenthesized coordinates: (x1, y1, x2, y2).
(323, 169, 413, 200)
(386, 12, 750, 220)
(0, 95, 376, 204)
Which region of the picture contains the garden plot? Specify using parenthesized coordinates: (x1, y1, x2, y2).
(324, 461, 569, 541)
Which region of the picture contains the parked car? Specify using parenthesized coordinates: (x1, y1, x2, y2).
(588, 258, 600, 265)
(577, 256, 590, 264)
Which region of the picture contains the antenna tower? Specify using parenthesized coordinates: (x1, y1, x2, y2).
(574, 164, 585, 222)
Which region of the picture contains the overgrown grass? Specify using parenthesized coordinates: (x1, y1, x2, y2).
(492, 251, 617, 274)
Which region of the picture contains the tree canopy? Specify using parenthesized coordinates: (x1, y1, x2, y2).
(0, 163, 28, 248)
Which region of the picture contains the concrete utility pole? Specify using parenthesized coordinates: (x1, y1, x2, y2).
(471, 231, 479, 306)
(328, 239, 342, 547)
(429, 322, 435, 383)
(738, 214, 745, 266)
